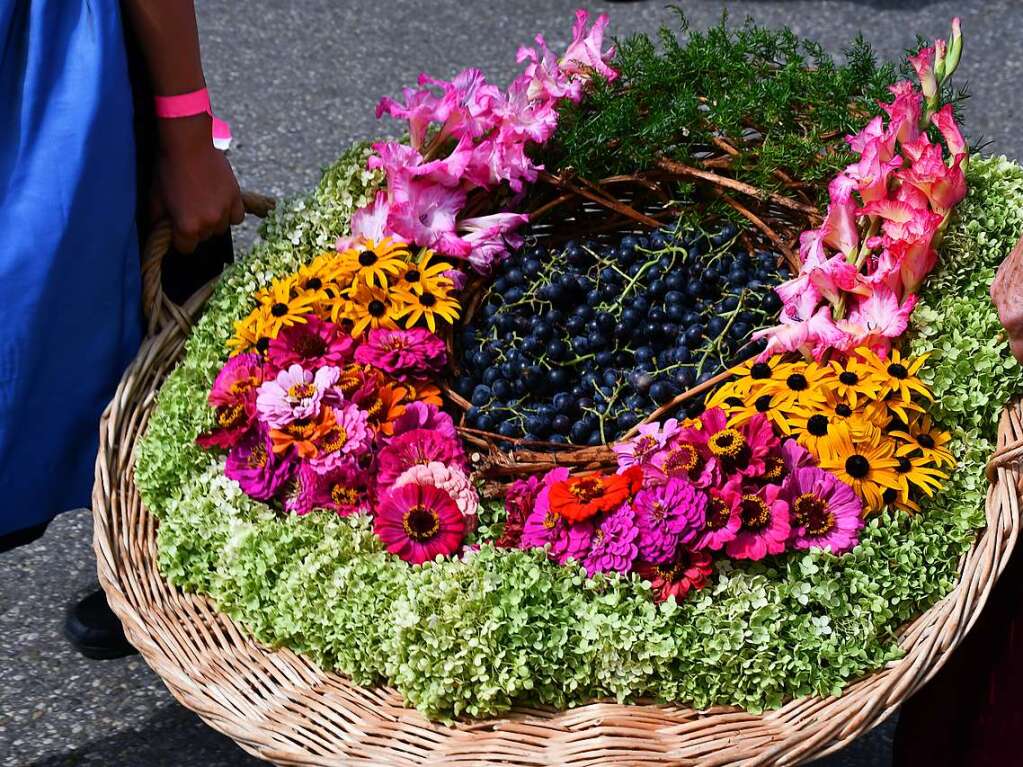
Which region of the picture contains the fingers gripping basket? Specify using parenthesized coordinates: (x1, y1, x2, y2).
(92, 190, 1023, 765)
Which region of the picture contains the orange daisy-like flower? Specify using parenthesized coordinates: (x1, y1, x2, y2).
(549, 466, 643, 523)
(364, 382, 409, 436)
(269, 408, 336, 460)
(406, 382, 444, 407)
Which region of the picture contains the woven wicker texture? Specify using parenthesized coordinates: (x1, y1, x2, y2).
(92, 206, 1023, 766)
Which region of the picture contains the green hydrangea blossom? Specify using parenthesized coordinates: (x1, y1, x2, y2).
(134, 152, 1023, 721)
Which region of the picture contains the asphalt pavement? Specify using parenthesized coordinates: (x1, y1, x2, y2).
(3, 1, 1022, 764)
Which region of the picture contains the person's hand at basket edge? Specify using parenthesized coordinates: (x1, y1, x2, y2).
(123, 0, 244, 254)
(152, 113, 243, 254)
(991, 235, 1023, 365)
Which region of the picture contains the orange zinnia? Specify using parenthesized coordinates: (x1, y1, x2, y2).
(549, 466, 643, 523)
(270, 408, 336, 459)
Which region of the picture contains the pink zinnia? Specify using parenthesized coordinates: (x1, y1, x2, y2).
(582, 503, 639, 577)
(690, 476, 743, 552)
(224, 428, 294, 501)
(394, 461, 479, 518)
(208, 352, 264, 411)
(614, 419, 681, 470)
(519, 467, 593, 565)
(376, 428, 465, 487)
(633, 478, 708, 564)
(390, 401, 458, 441)
(266, 316, 356, 371)
(781, 467, 863, 554)
(725, 483, 791, 561)
(637, 547, 714, 604)
(374, 482, 467, 564)
(308, 402, 373, 474)
(498, 475, 542, 548)
(255, 364, 340, 428)
(353, 327, 447, 380)
(308, 462, 370, 517)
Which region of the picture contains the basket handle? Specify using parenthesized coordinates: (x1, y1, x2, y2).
(140, 190, 276, 336)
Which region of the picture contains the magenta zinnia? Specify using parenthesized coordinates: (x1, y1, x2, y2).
(582, 503, 640, 577)
(376, 428, 465, 487)
(224, 428, 293, 501)
(725, 483, 791, 561)
(374, 482, 466, 564)
(781, 466, 864, 554)
(353, 327, 447, 379)
(633, 478, 708, 564)
(519, 467, 594, 565)
(266, 315, 356, 370)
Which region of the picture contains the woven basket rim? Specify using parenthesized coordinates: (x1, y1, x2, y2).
(91, 272, 1023, 766)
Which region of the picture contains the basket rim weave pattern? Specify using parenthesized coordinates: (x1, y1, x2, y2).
(92, 206, 1023, 767)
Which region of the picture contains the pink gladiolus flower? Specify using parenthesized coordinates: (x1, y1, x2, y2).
(375, 86, 450, 150)
(808, 253, 871, 308)
(560, 10, 618, 83)
(454, 211, 530, 271)
(845, 115, 897, 162)
(335, 192, 396, 252)
(880, 81, 923, 147)
(898, 137, 967, 214)
(858, 197, 942, 246)
(909, 45, 937, 100)
(495, 73, 561, 144)
(517, 34, 582, 104)
(755, 306, 849, 361)
(845, 139, 903, 204)
(256, 364, 340, 429)
(725, 483, 791, 561)
(838, 286, 918, 354)
(820, 174, 860, 257)
(388, 180, 469, 256)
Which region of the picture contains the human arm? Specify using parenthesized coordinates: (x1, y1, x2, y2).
(121, 0, 243, 253)
(991, 236, 1023, 364)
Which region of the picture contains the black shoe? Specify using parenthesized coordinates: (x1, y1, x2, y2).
(64, 589, 138, 660)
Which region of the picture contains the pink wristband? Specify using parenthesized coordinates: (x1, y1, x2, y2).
(153, 88, 233, 151)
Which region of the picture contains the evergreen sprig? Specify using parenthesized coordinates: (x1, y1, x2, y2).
(543, 15, 896, 198)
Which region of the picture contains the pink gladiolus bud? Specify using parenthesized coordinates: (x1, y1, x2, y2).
(880, 81, 923, 147)
(908, 45, 938, 101)
(820, 174, 860, 257)
(930, 103, 968, 158)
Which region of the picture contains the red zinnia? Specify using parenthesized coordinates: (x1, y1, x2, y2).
(548, 466, 642, 523)
(374, 482, 466, 564)
(637, 548, 714, 603)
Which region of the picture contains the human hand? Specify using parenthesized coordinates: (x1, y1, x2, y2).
(991, 234, 1023, 364)
(153, 113, 243, 253)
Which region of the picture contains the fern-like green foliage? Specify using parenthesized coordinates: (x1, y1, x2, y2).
(544, 13, 896, 198)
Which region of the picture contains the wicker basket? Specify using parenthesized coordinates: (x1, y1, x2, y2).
(93, 196, 1023, 765)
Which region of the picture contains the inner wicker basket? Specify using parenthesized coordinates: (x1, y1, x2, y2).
(444, 160, 819, 490)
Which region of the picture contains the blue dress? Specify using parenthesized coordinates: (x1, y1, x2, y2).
(0, 0, 142, 536)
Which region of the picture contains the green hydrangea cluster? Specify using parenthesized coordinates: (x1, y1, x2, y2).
(134, 151, 1023, 721)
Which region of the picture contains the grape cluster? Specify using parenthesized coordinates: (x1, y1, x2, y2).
(453, 221, 789, 445)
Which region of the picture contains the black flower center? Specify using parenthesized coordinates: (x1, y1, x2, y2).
(887, 363, 908, 379)
(725, 396, 744, 407)
(358, 249, 378, 267)
(786, 373, 808, 391)
(896, 457, 912, 473)
(305, 277, 323, 291)
(368, 300, 387, 317)
(271, 302, 289, 317)
(883, 488, 898, 504)
(835, 404, 853, 418)
(404, 269, 421, 282)
(918, 433, 936, 449)
(807, 414, 830, 436)
(845, 454, 870, 479)
(750, 362, 772, 379)
(706, 497, 731, 530)
(419, 292, 437, 307)
(739, 494, 771, 530)
(403, 506, 440, 541)
(755, 394, 772, 412)
(255, 337, 271, 354)
(839, 371, 859, 385)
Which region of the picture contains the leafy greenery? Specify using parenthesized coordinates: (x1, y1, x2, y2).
(543, 14, 896, 196)
(134, 146, 1022, 720)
